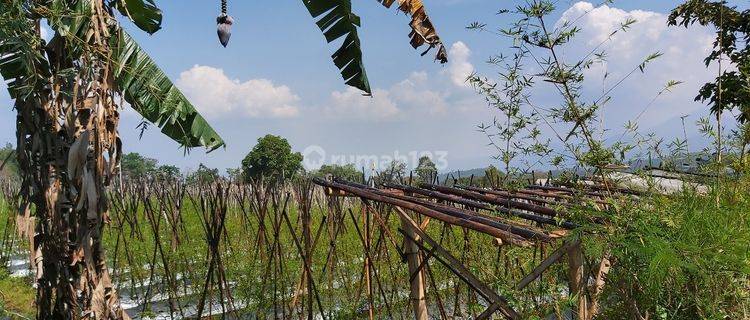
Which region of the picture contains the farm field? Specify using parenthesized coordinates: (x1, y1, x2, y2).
(2, 0, 750, 319)
(1, 174, 749, 319)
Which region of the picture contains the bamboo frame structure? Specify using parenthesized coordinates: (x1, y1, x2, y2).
(0, 173, 639, 319)
(312, 176, 635, 320)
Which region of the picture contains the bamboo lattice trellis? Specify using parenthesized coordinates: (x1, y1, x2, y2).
(313, 176, 630, 320)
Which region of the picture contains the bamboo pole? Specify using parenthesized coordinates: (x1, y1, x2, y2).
(334, 179, 543, 243)
(567, 240, 587, 320)
(311, 178, 527, 241)
(399, 211, 429, 320)
(421, 183, 559, 217)
(395, 208, 520, 320)
(386, 183, 578, 229)
(390, 192, 549, 242)
(362, 205, 375, 320)
(587, 254, 612, 320)
(459, 185, 566, 206)
(516, 239, 580, 290)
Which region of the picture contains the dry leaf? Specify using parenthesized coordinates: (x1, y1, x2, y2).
(68, 130, 90, 181)
(376, 0, 448, 63)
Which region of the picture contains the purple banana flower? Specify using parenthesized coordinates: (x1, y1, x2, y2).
(217, 14, 234, 47)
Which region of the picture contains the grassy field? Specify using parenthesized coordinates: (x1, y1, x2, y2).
(0, 176, 748, 319)
(595, 178, 750, 319)
(98, 183, 539, 318)
(0, 268, 35, 319)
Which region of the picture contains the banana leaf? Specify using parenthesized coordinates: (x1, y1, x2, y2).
(109, 27, 225, 151)
(301, 0, 372, 95)
(115, 0, 163, 34)
(0, 1, 52, 101)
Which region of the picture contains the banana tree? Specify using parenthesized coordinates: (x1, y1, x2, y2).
(0, 0, 445, 319)
(1, 0, 224, 318)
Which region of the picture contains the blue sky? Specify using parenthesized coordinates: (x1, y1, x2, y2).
(0, 0, 737, 173)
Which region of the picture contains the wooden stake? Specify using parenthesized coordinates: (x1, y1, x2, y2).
(516, 239, 580, 290)
(587, 254, 612, 320)
(399, 210, 429, 320)
(395, 207, 519, 319)
(567, 240, 587, 320)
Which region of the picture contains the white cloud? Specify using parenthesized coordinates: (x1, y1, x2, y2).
(177, 65, 300, 119)
(556, 2, 716, 130)
(559, 2, 711, 60)
(445, 41, 474, 87)
(389, 72, 449, 115)
(326, 87, 400, 120)
(324, 41, 478, 121)
(325, 70, 461, 120)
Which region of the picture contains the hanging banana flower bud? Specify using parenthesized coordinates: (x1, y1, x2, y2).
(217, 15, 233, 47)
(217, 0, 233, 47)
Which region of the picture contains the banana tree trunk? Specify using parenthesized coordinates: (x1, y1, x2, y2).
(14, 1, 129, 319)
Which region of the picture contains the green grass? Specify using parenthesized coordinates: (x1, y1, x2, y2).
(1, 177, 749, 319)
(0, 268, 35, 319)
(593, 177, 750, 319)
(99, 191, 543, 318)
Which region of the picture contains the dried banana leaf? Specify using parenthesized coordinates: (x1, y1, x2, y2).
(376, 0, 448, 63)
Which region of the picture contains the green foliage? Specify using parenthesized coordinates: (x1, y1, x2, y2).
(109, 27, 225, 151)
(313, 163, 361, 182)
(0, 267, 35, 318)
(0, 144, 18, 179)
(156, 164, 181, 180)
(375, 160, 406, 185)
(115, 0, 163, 34)
(187, 163, 220, 184)
(470, 0, 673, 174)
(241, 135, 303, 182)
(120, 153, 183, 180)
(729, 122, 750, 172)
(0, 0, 224, 153)
(414, 156, 437, 183)
(301, 0, 371, 94)
(466, 5, 750, 316)
(0, 0, 51, 102)
(467, 40, 551, 181)
(593, 181, 750, 319)
(225, 167, 243, 182)
(483, 165, 503, 186)
(669, 0, 750, 123)
(121, 152, 158, 179)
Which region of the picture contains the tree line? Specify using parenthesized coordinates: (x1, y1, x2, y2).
(116, 134, 445, 186)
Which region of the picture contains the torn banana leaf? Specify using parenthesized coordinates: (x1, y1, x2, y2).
(376, 0, 448, 63)
(115, 0, 163, 35)
(109, 27, 225, 151)
(301, 0, 372, 95)
(0, 1, 52, 101)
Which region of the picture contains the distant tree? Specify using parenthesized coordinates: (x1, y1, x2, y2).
(121, 153, 158, 179)
(0, 143, 19, 178)
(241, 135, 303, 182)
(669, 1, 750, 123)
(415, 156, 437, 183)
(485, 165, 503, 186)
(314, 164, 362, 182)
(376, 160, 407, 185)
(729, 122, 750, 169)
(226, 168, 243, 182)
(187, 163, 220, 184)
(157, 165, 182, 180)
